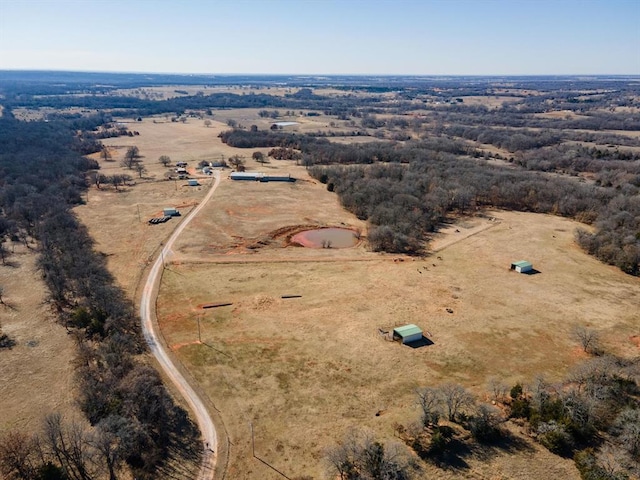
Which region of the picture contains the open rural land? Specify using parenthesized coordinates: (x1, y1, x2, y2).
(0, 71, 639, 480)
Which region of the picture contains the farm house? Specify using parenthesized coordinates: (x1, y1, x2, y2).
(230, 172, 264, 181)
(393, 324, 423, 344)
(510, 260, 533, 273)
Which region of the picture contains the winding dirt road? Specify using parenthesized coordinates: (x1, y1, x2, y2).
(139, 171, 221, 480)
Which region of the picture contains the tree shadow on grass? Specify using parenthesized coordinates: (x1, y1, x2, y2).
(430, 437, 473, 470)
(1, 260, 21, 268)
(471, 430, 536, 462)
(419, 426, 536, 473)
(145, 406, 202, 480)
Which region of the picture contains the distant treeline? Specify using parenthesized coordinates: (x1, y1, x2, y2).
(0, 116, 200, 479)
(3, 73, 639, 134)
(1, 90, 387, 119)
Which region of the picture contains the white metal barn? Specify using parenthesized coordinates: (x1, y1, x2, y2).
(230, 172, 264, 181)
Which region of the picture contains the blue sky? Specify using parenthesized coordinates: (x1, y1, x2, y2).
(0, 0, 638, 75)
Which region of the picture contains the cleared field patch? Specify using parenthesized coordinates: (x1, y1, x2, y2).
(533, 110, 592, 120)
(457, 96, 522, 108)
(170, 162, 367, 259)
(74, 177, 209, 295)
(111, 85, 300, 100)
(157, 210, 639, 479)
(0, 248, 81, 435)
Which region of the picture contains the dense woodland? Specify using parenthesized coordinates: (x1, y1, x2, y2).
(0, 116, 200, 480)
(219, 128, 639, 275)
(0, 73, 638, 479)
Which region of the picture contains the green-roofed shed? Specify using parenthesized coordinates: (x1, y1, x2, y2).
(510, 260, 533, 273)
(393, 324, 423, 344)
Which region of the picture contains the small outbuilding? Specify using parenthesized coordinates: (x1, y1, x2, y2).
(393, 324, 423, 344)
(163, 207, 179, 217)
(510, 260, 533, 273)
(188, 179, 199, 186)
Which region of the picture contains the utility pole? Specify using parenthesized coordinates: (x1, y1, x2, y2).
(250, 422, 255, 457)
(197, 314, 202, 343)
(137, 204, 141, 223)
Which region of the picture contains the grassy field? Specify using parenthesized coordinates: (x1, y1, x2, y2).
(0, 246, 81, 435)
(71, 117, 640, 479)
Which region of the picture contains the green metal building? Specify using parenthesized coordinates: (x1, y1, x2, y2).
(393, 324, 423, 344)
(510, 260, 533, 273)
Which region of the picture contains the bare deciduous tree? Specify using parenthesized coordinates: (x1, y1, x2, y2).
(416, 387, 440, 426)
(487, 376, 508, 402)
(101, 146, 113, 162)
(611, 408, 640, 458)
(121, 146, 140, 169)
(42, 413, 93, 480)
(90, 415, 136, 480)
(0, 431, 38, 480)
(134, 162, 147, 179)
(573, 325, 601, 354)
(158, 155, 171, 167)
(252, 151, 265, 164)
(88, 171, 107, 190)
(440, 383, 474, 422)
(325, 428, 414, 480)
(228, 155, 245, 170)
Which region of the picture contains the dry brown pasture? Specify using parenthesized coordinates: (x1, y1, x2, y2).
(73, 119, 639, 479)
(111, 85, 300, 100)
(533, 110, 592, 120)
(456, 96, 522, 108)
(77, 116, 352, 295)
(0, 245, 81, 435)
(155, 183, 638, 478)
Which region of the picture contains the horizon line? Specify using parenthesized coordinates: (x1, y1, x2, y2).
(1, 68, 639, 78)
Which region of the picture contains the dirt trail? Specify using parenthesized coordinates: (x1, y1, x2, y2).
(139, 171, 221, 480)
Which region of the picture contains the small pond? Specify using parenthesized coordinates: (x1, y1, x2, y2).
(291, 228, 358, 248)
